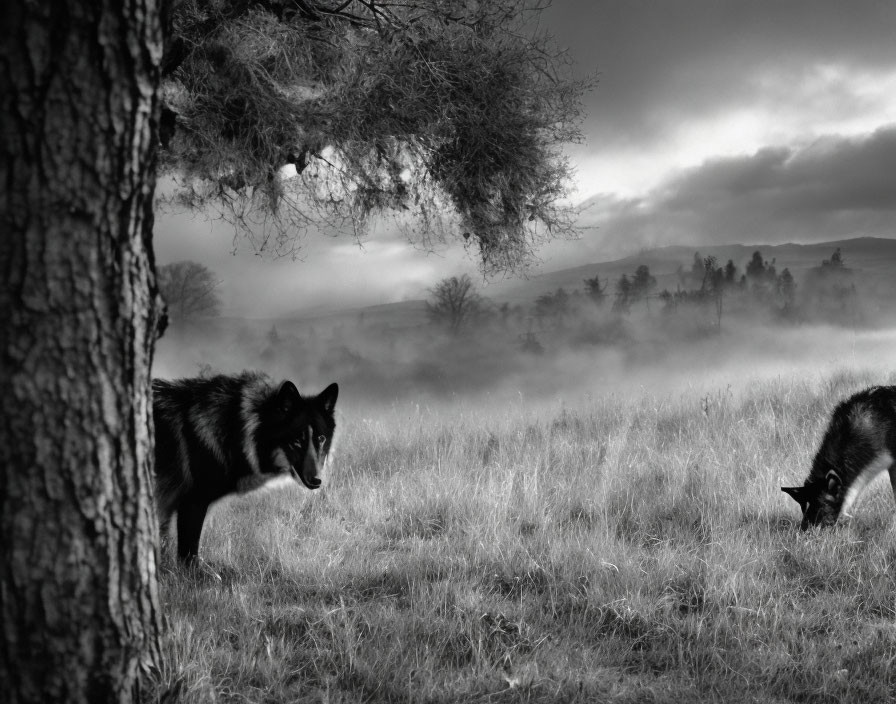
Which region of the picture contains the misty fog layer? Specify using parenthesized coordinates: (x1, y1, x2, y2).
(154, 239, 896, 416)
(153, 315, 896, 415)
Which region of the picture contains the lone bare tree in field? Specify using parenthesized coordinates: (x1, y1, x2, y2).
(158, 260, 223, 321)
(1, 1, 589, 701)
(427, 275, 486, 335)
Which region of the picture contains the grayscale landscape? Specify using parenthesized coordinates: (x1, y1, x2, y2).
(6, 1, 896, 702)
(144, 2, 896, 700)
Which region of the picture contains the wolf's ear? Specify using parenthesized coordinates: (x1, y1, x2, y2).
(277, 380, 301, 414)
(826, 473, 841, 495)
(317, 383, 339, 413)
(781, 486, 809, 508)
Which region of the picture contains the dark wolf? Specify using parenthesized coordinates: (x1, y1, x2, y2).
(782, 386, 896, 529)
(152, 371, 338, 562)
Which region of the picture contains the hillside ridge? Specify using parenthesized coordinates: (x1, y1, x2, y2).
(279, 236, 896, 321)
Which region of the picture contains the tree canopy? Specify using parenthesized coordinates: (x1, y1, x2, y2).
(159, 0, 591, 273)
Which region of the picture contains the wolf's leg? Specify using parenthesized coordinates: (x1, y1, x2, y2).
(176, 500, 209, 563)
(889, 462, 896, 505)
(157, 511, 173, 563)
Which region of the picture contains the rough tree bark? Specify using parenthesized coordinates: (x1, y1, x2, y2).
(0, 1, 164, 702)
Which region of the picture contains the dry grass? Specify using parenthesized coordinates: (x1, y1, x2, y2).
(147, 368, 896, 703)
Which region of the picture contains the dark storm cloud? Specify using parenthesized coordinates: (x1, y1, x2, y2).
(664, 127, 896, 215)
(546, 0, 896, 149)
(575, 125, 896, 255)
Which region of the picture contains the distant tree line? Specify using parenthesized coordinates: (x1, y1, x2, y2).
(425, 246, 862, 345)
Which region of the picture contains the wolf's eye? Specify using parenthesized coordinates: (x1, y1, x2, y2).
(317, 434, 326, 446)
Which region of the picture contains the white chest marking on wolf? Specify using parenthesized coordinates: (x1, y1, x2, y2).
(259, 474, 296, 492)
(841, 451, 894, 519)
(235, 470, 295, 495)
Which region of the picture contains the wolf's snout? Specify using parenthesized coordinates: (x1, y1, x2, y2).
(305, 475, 322, 489)
(300, 425, 322, 490)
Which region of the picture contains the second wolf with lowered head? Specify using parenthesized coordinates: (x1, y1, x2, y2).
(782, 386, 896, 529)
(153, 372, 338, 563)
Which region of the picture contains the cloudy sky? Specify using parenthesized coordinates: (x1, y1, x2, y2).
(154, 0, 896, 317)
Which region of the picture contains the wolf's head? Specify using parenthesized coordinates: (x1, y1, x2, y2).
(263, 381, 339, 490)
(781, 474, 843, 529)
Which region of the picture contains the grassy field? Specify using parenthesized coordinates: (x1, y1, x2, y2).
(147, 367, 896, 703)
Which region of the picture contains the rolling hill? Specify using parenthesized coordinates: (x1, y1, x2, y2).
(278, 236, 896, 326)
(487, 236, 896, 306)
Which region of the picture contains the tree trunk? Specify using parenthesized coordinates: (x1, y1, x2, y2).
(0, 1, 163, 702)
